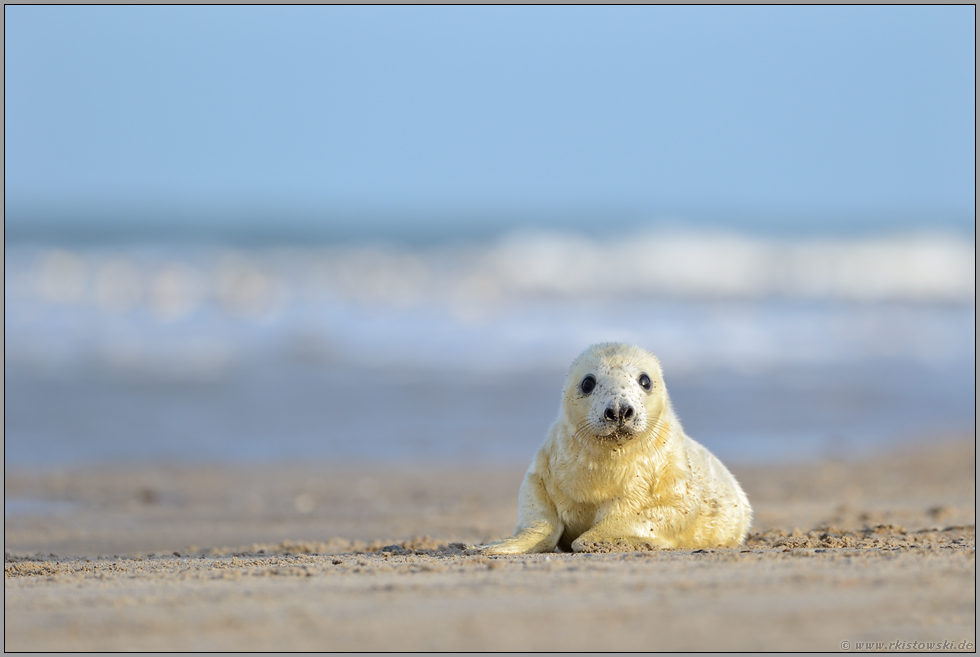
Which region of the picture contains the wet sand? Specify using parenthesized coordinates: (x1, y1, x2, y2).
(4, 438, 976, 651)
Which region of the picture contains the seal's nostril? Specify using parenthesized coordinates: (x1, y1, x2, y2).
(623, 405, 635, 422)
(604, 407, 616, 422)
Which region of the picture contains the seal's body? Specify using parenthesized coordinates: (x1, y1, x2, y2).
(483, 342, 751, 554)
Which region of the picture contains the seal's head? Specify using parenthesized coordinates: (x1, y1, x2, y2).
(561, 342, 667, 444)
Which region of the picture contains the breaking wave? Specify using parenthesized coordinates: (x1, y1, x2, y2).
(5, 229, 975, 377)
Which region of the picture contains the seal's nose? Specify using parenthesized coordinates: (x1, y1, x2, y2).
(603, 402, 635, 426)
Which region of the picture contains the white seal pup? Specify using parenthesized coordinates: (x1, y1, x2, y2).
(483, 342, 751, 553)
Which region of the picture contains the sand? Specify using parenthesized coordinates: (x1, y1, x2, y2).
(4, 438, 976, 652)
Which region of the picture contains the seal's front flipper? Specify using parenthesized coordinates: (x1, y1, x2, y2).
(481, 469, 563, 554)
(480, 520, 562, 554)
(570, 515, 675, 552)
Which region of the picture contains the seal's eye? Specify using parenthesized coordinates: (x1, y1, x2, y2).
(638, 373, 652, 391)
(580, 374, 596, 395)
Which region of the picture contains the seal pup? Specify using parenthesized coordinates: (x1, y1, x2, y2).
(482, 342, 751, 553)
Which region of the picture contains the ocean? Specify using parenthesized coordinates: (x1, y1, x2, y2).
(4, 226, 975, 467)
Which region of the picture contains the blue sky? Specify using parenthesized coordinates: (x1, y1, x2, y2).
(4, 5, 976, 240)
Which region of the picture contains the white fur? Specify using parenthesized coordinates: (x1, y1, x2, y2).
(483, 342, 751, 553)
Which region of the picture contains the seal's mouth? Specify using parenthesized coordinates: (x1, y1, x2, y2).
(593, 428, 635, 443)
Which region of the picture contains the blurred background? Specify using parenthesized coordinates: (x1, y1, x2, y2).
(4, 6, 975, 468)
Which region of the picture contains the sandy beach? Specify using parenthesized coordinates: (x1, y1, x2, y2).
(4, 438, 975, 652)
